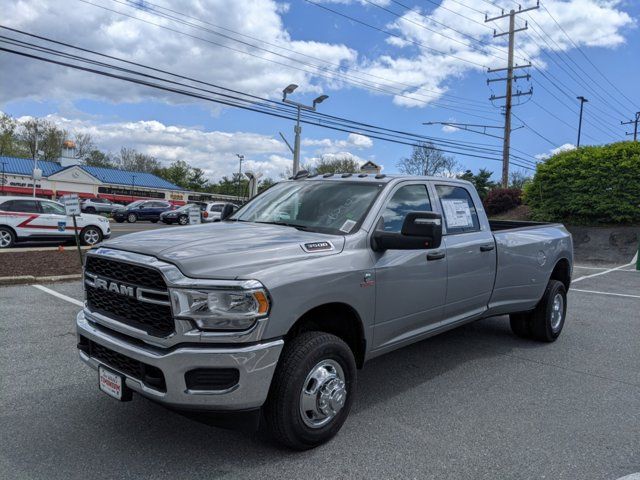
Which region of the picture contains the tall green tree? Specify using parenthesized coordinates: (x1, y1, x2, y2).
(314, 155, 361, 174)
(457, 168, 496, 200)
(117, 147, 161, 173)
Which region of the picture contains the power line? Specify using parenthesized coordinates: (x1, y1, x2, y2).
(0, 35, 536, 171)
(86, 0, 501, 120)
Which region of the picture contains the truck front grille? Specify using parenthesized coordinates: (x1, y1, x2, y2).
(78, 336, 166, 392)
(85, 255, 175, 337)
(85, 256, 166, 291)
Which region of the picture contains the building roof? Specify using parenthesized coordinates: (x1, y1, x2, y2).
(0, 156, 64, 177)
(0, 156, 184, 191)
(81, 165, 184, 191)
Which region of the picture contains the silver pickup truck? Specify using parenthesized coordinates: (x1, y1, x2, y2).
(76, 174, 573, 449)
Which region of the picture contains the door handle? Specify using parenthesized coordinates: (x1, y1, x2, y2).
(480, 244, 495, 252)
(426, 251, 446, 261)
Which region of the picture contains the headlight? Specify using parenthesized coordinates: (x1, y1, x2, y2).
(170, 287, 270, 331)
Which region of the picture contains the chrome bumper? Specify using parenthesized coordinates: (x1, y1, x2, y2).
(76, 311, 283, 411)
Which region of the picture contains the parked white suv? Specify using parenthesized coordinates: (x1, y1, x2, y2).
(0, 196, 111, 248)
(81, 197, 119, 214)
(202, 202, 238, 222)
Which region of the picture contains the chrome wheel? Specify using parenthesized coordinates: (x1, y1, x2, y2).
(550, 292, 564, 331)
(127, 213, 137, 223)
(178, 216, 188, 225)
(83, 228, 101, 245)
(299, 359, 347, 429)
(0, 230, 13, 248)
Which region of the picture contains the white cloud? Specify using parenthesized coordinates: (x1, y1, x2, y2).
(342, 0, 634, 108)
(14, 113, 373, 180)
(0, 0, 634, 111)
(302, 132, 373, 152)
(0, 0, 357, 105)
(535, 142, 576, 160)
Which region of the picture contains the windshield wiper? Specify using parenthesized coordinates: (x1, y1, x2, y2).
(255, 221, 311, 231)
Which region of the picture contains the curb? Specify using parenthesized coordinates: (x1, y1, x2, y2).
(0, 274, 83, 286)
(0, 246, 92, 254)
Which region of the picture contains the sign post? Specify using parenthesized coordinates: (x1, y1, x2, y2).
(62, 194, 84, 266)
(188, 205, 202, 225)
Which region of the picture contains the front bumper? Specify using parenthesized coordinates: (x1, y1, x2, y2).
(76, 311, 283, 411)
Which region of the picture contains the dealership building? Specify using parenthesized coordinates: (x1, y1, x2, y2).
(0, 147, 241, 205)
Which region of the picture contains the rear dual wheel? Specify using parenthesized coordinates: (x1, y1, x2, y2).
(264, 332, 356, 450)
(510, 280, 567, 342)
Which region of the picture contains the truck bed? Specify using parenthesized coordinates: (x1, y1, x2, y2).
(488, 219, 553, 232)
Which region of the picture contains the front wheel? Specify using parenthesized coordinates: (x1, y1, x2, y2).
(150, 219, 158, 224)
(510, 280, 567, 342)
(127, 213, 137, 223)
(264, 331, 356, 450)
(178, 215, 188, 225)
(80, 226, 103, 246)
(0, 227, 16, 248)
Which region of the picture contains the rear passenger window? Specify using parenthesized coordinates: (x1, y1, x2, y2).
(1, 200, 39, 213)
(210, 205, 223, 212)
(380, 184, 432, 233)
(435, 185, 480, 234)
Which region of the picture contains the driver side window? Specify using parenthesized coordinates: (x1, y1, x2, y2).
(380, 184, 432, 233)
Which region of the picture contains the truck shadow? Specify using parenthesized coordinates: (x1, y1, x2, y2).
(3, 315, 557, 477)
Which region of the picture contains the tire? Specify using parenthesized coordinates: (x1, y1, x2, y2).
(85, 207, 96, 213)
(178, 215, 188, 225)
(264, 331, 356, 450)
(0, 226, 16, 248)
(80, 226, 103, 246)
(509, 280, 567, 342)
(127, 213, 137, 223)
(150, 219, 158, 224)
(115, 219, 125, 223)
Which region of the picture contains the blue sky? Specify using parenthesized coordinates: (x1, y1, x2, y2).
(1, 0, 638, 181)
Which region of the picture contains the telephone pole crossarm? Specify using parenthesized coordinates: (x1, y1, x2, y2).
(621, 112, 640, 141)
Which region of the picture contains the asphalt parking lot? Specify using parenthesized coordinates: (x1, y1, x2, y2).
(1, 264, 639, 479)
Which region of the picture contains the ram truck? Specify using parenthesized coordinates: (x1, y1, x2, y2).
(76, 174, 573, 449)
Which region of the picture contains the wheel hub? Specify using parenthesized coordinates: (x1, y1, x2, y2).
(299, 359, 346, 428)
(550, 292, 564, 331)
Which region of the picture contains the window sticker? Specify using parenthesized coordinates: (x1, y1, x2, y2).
(339, 219, 357, 233)
(441, 199, 473, 228)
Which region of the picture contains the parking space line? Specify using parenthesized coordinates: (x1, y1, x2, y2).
(572, 288, 640, 300)
(573, 265, 609, 270)
(32, 284, 84, 307)
(573, 262, 635, 283)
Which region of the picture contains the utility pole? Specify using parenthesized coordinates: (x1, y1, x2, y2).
(621, 112, 640, 141)
(131, 174, 136, 203)
(281, 84, 328, 175)
(486, 2, 538, 187)
(576, 96, 588, 147)
(236, 153, 244, 200)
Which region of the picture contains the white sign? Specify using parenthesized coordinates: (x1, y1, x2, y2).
(188, 206, 201, 224)
(62, 194, 81, 216)
(441, 199, 473, 228)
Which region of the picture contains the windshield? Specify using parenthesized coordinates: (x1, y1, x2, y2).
(231, 180, 383, 235)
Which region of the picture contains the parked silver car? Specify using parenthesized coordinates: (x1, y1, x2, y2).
(81, 197, 119, 214)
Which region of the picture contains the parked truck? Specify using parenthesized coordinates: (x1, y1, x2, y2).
(76, 174, 573, 449)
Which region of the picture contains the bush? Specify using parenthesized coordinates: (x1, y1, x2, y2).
(524, 142, 640, 224)
(484, 188, 522, 215)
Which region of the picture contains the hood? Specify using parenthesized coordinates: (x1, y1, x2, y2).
(79, 213, 108, 222)
(101, 221, 345, 279)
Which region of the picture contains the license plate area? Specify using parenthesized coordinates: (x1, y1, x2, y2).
(99, 366, 132, 401)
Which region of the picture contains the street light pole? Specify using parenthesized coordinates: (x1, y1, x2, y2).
(576, 96, 588, 147)
(236, 153, 244, 200)
(32, 122, 38, 198)
(131, 175, 136, 203)
(281, 84, 328, 175)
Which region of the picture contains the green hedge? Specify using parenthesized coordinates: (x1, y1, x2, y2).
(524, 142, 640, 224)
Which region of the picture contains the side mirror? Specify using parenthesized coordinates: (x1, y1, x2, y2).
(220, 203, 235, 221)
(371, 212, 442, 251)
